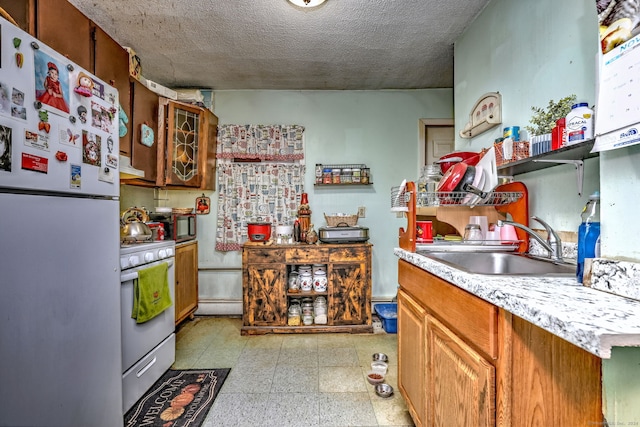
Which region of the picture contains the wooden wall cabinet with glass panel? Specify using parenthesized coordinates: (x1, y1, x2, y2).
(156, 98, 217, 190)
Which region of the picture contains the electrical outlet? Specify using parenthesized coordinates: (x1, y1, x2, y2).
(358, 206, 366, 218)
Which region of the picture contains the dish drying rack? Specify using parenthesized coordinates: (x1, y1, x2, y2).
(393, 181, 531, 254)
(390, 187, 523, 211)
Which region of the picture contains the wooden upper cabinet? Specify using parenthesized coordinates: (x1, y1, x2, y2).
(156, 99, 218, 190)
(37, 0, 92, 71)
(94, 26, 131, 156)
(202, 109, 218, 191)
(130, 79, 159, 182)
(1, 0, 91, 69)
(0, 0, 33, 33)
(165, 101, 204, 188)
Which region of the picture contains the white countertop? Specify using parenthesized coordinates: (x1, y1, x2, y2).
(395, 248, 640, 358)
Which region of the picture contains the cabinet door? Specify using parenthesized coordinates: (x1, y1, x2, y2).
(328, 261, 369, 325)
(165, 101, 203, 188)
(36, 0, 92, 71)
(244, 264, 286, 326)
(175, 241, 198, 326)
(130, 79, 159, 182)
(0, 0, 33, 33)
(398, 290, 427, 427)
(94, 26, 132, 156)
(201, 109, 218, 191)
(427, 314, 495, 427)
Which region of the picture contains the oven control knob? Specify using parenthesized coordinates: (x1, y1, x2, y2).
(158, 249, 167, 259)
(166, 248, 174, 257)
(128, 255, 140, 267)
(144, 252, 154, 262)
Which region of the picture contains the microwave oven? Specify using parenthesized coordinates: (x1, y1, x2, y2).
(151, 213, 196, 242)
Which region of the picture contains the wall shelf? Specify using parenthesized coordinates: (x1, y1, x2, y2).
(497, 139, 598, 196)
(497, 139, 597, 176)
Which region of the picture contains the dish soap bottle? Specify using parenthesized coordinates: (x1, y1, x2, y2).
(577, 191, 600, 283)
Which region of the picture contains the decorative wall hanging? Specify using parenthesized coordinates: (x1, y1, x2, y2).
(196, 194, 210, 215)
(459, 92, 502, 139)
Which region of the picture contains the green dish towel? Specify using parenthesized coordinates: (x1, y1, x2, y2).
(132, 262, 172, 324)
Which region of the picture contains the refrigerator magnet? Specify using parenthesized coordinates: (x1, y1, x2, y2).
(70, 164, 81, 188)
(140, 123, 154, 147)
(98, 164, 114, 184)
(196, 195, 210, 214)
(22, 152, 48, 174)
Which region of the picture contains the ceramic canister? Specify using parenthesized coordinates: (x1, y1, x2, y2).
(313, 270, 327, 292)
(299, 271, 313, 291)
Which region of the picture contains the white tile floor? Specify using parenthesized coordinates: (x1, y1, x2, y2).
(173, 317, 415, 427)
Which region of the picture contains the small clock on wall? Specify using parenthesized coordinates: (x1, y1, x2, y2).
(459, 92, 502, 139)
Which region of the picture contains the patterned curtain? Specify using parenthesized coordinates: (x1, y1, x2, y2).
(217, 124, 305, 161)
(215, 125, 305, 251)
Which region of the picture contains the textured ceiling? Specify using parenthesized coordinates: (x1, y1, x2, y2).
(68, 0, 490, 91)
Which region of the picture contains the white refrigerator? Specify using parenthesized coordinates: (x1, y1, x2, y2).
(0, 17, 124, 426)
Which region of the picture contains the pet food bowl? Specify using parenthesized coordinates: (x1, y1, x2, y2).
(366, 370, 385, 385)
(374, 383, 394, 398)
(371, 361, 388, 375)
(372, 353, 389, 363)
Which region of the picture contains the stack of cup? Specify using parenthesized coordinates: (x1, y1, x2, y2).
(499, 224, 518, 244)
(485, 225, 501, 244)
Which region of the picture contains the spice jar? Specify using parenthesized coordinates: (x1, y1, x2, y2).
(352, 168, 361, 183)
(361, 168, 370, 184)
(341, 168, 352, 183)
(322, 168, 332, 184)
(331, 168, 341, 184)
(315, 164, 323, 184)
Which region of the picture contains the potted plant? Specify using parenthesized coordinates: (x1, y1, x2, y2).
(525, 95, 576, 155)
(525, 95, 577, 137)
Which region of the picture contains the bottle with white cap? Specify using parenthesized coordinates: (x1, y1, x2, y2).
(565, 103, 594, 145)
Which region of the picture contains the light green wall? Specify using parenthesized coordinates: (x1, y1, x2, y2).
(455, 0, 640, 423)
(189, 89, 453, 303)
(455, 0, 600, 233)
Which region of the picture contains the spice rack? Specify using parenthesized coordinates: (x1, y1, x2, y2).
(314, 163, 372, 186)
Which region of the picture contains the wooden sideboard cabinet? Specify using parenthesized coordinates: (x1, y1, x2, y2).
(397, 259, 603, 427)
(242, 242, 373, 335)
(175, 241, 198, 326)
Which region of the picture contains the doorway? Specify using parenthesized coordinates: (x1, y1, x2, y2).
(419, 118, 455, 166)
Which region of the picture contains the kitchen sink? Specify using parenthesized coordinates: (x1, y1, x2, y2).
(416, 251, 575, 276)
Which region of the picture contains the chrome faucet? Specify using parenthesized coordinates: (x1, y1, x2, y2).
(497, 216, 563, 262)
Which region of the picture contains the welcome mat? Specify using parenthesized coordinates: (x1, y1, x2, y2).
(125, 368, 230, 427)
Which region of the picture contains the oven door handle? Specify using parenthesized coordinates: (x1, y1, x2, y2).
(120, 259, 174, 283)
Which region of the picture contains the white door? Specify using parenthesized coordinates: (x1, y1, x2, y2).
(425, 125, 455, 166)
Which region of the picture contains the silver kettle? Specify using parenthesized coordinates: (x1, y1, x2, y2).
(120, 207, 152, 242)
